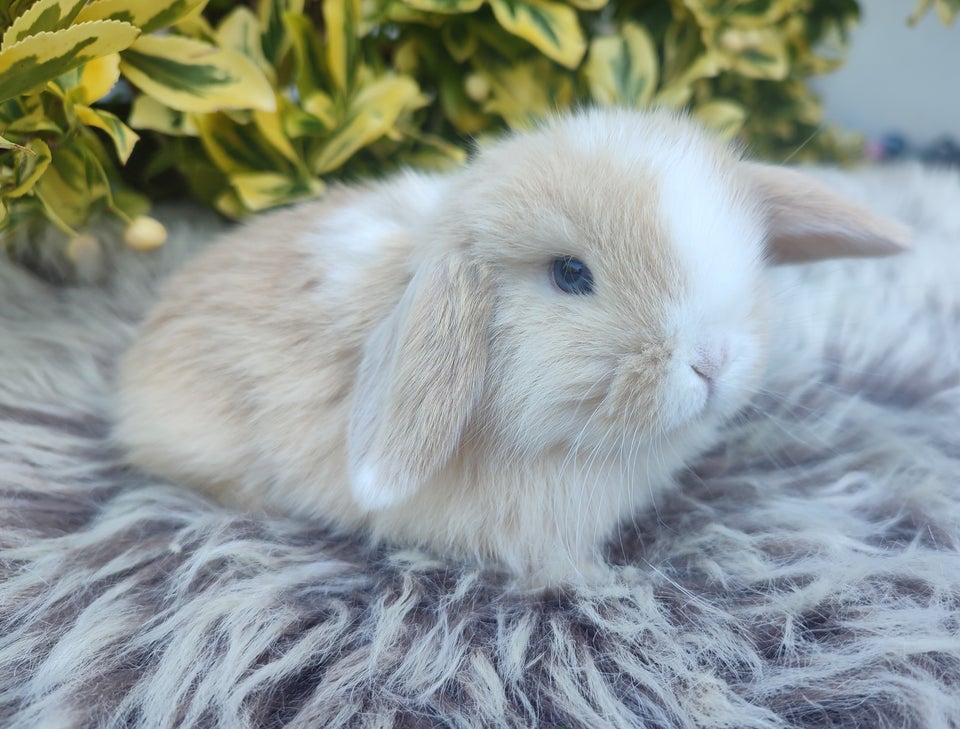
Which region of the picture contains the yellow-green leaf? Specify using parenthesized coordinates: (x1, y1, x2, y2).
(230, 171, 322, 212)
(480, 57, 574, 127)
(488, 0, 586, 69)
(323, 0, 362, 94)
(652, 82, 693, 109)
(584, 22, 658, 107)
(303, 92, 337, 128)
(694, 99, 746, 140)
(33, 143, 99, 230)
(684, 0, 794, 29)
(910, 0, 935, 23)
(193, 112, 292, 174)
(120, 35, 276, 113)
(437, 70, 489, 134)
(282, 102, 335, 138)
(253, 106, 300, 164)
(216, 6, 272, 78)
(285, 11, 328, 101)
(0, 199, 7, 229)
(3, 104, 63, 134)
(77, 52, 121, 103)
(2, 0, 88, 49)
(261, 0, 305, 65)
(566, 0, 606, 8)
(441, 22, 477, 63)
(213, 187, 246, 219)
(710, 26, 789, 80)
(402, 0, 484, 12)
(311, 74, 425, 174)
(937, 0, 960, 23)
(4, 137, 51, 197)
(75, 0, 210, 35)
(0, 21, 140, 103)
(76, 105, 140, 162)
(128, 94, 199, 135)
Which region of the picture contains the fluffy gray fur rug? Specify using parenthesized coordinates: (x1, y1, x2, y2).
(1, 164, 959, 729)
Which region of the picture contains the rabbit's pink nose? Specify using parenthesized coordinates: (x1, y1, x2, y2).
(691, 343, 729, 385)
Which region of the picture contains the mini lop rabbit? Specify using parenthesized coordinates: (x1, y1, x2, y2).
(116, 109, 907, 585)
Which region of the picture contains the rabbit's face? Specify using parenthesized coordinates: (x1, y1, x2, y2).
(447, 111, 769, 455)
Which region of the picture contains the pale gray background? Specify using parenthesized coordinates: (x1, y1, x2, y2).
(814, 2, 960, 145)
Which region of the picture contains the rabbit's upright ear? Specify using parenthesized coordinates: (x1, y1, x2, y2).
(347, 253, 492, 511)
(744, 162, 910, 263)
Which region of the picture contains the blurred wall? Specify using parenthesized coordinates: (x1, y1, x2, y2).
(813, 2, 960, 145)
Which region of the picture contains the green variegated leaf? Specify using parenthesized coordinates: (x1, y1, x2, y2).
(193, 112, 291, 174)
(76, 105, 140, 162)
(442, 22, 477, 63)
(480, 56, 574, 127)
(303, 92, 336, 127)
(710, 26, 789, 80)
(285, 11, 328, 101)
(2, 0, 88, 49)
(128, 94, 199, 135)
(566, 0, 606, 7)
(0, 198, 7, 230)
(77, 52, 121, 103)
(488, 0, 586, 69)
(2, 1, 39, 26)
(382, 3, 445, 25)
(213, 187, 246, 218)
(910, 0, 934, 22)
(311, 74, 425, 174)
(261, 0, 305, 65)
(253, 107, 300, 164)
(231, 171, 322, 212)
(938, 0, 960, 22)
(323, 0, 362, 94)
(652, 82, 692, 109)
(33, 143, 97, 229)
(398, 124, 468, 165)
(584, 22, 658, 107)
(402, 0, 484, 12)
(916, 0, 960, 23)
(3, 103, 62, 134)
(694, 99, 746, 140)
(684, 0, 794, 29)
(216, 6, 272, 77)
(120, 35, 276, 113)
(0, 21, 140, 103)
(5, 137, 51, 197)
(75, 0, 209, 35)
(661, 18, 703, 84)
(282, 102, 335, 138)
(34, 188, 80, 235)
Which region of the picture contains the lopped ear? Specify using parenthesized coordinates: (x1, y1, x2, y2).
(743, 162, 911, 264)
(347, 253, 492, 511)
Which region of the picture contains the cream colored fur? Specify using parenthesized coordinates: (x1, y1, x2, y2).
(115, 109, 907, 585)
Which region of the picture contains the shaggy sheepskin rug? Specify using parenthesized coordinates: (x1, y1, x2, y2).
(1, 164, 959, 729)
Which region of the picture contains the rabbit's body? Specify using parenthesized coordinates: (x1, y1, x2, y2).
(116, 110, 907, 585)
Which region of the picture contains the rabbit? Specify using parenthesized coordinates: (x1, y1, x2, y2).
(114, 109, 909, 587)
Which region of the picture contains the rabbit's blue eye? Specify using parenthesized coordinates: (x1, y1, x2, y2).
(552, 256, 594, 295)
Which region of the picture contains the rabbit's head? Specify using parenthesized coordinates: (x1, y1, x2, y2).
(348, 109, 908, 512)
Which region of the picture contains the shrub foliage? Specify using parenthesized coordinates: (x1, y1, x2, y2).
(0, 0, 954, 263)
